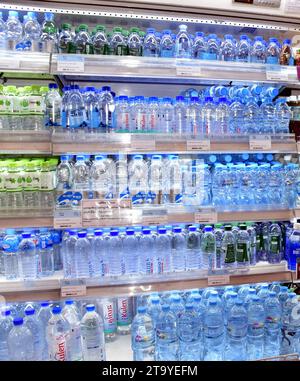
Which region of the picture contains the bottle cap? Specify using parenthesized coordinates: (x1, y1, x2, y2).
(86, 304, 95, 312)
(52, 306, 62, 314)
(110, 230, 119, 237)
(137, 306, 146, 313)
(65, 300, 74, 305)
(162, 304, 170, 312)
(25, 308, 35, 316)
(77, 231, 87, 238)
(13, 317, 23, 326)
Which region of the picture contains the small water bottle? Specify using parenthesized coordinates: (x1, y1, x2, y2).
(175, 24, 191, 58)
(266, 38, 280, 64)
(236, 35, 250, 62)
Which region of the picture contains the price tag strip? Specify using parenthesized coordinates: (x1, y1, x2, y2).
(187, 139, 211, 151)
(57, 55, 85, 73)
(61, 279, 86, 298)
(249, 135, 272, 151)
(0, 58, 20, 70)
(176, 65, 202, 77)
(142, 208, 168, 225)
(266, 65, 289, 81)
(131, 137, 156, 151)
(82, 198, 132, 227)
(194, 207, 217, 224)
(54, 208, 82, 229)
(208, 275, 230, 286)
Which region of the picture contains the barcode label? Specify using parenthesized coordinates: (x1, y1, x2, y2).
(57, 55, 85, 73)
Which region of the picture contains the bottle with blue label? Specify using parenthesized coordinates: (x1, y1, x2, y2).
(287, 221, 300, 270)
(160, 30, 174, 58)
(192, 32, 206, 59)
(2, 229, 19, 280)
(266, 38, 280, 64)
(204, 34, 219, 60)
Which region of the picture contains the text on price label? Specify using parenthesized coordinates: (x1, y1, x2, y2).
(249, 135, 271, 150)
(57, 55, 85, 73)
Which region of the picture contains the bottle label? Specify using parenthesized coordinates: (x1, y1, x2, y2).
(29, 95, 43, 114)
(82, 329, 105, 360)
(102, 300, 117, 334)
(266, 56, 279, 65)
(224, 243, 235, 264)
(5, 172, 23, 191)
(24, 170, 40, 190)
(236, 242, 249, 263)
(41, 171, 54, 191)
(61, 111, 67, 128)
(2, 239, 18, 253)
(49, 333, 67, 361)
(135, 113, 146, 131)
(270, 235, 280, 254)
(132, 192, 145, 205)
(145, 257, 154, 274)
(117, 298, 132, 326)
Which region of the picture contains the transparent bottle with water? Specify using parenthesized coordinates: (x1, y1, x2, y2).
(275, 98, 292, 134)
(122, 229, 139, 275)
(236, 224, 250, 271)
(62, 300, 83, 361)
(247, 296, 265, 360)
(266, 38, 280, 64)
(186, 97, 202, 135)
(2, 229, 19, 280)
(160, 29, 174, 58)
(203, 300, 224, 360)
(175, 24, 191, 58)
(0, 309, 13, 361)
(131, 306, 155, 361)
(23, 307, 44, 361)
(204, 34, 219, 60)
(172, 227, 186, 272)
(23, 12, 41, 52)
(40, 12, 57, 53)
(143, 28, 159, 57)
(92, 25, 108, 54)
(201, 96, 216, 135)
(201, 226, 216, 271)
(146, 97, 160, 132)
(139, 228, 155, 275)
(75, 231, 91, 278)
(114, 95, 130, 132)
(0, 12, 7, 50)
(6, 11, 23, 50)
(19, 232, 37, 280)
(236, 35, 250, 62)
(38, 228, 54, 277)
(155, 305, 178, 360)
(8, 317, 34, 361)
(222, 225, 236, 273)
(264, 291, 281, 357)
(192, 32, 206, 59)
(46, 306, 70, 361)
(251, 36, 266, 63)
(68, 85, 86, 129)
(221, 34, 236, 61)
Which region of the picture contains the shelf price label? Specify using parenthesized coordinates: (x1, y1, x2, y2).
(194, 207, 217, 224)
(142, 208, 168, 225)
(249, 135, 272, 151)
(266, 65, 289, 81)
(176, 65, 202, 77)
(54, 208, 82, 229)
(131, 137, 156, 151)
(61, 279, 86, 297)
(57, 55, 85, 73)
(82, 198, 132, 227)
(0, 58, 20, 70)
(187, 139, 211, 151)
(208, 274, 230, 286)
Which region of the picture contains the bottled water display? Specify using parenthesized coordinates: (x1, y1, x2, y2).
(0, 157, 57, 210)
(56, 154, 298, 210)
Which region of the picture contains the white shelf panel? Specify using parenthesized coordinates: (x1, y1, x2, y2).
(0, 51, 50, 73)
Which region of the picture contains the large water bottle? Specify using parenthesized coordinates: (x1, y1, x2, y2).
(221, 225, 236, 272)
(83, 86, 98, 130)
(143, 28, 159, 57)
(19, 232, 37, 280)
(0, 12, 7, 50)
(0, 309, 13, 361)
(131, 306, 155, 360)
(201, 96, 216, 135)
(92, 230, 106, 277)
(2, 229, 19, 280)
(37, 301, 51, 360)
(201, 226, 216, 271)
(57, 23, 74, 54)
(275, 98, 291, 134)
(251, 36, 266, 63)
(203, 300, 224, 360)
(236, 35, 250, 62)
(122, 229, 138, 275)
(130, 96, 146, 132)
(186, 225, 201, 270)
(235, 225, 250, 271)
(203, 34, 219, 60)
(244, 96, 261, 134)
(128, 155, 148, 205)
(73, 155, 89, 194)
(155, 228, 171, 274)
(46, 306, 70, 361)
(38, 228, 54, 277)
(173, 96, 187, 134)
(113, 95, 130, 132)
(264, 291, 281, 357)
(62, 300, 83, 361)
(172, 227, 186, 272)
(139, 228, 155, 275)
(260, 97, 276, 133)
(74, 231, 91, 278)
(186, 97, 202, 135)
(44, 83, 61, 127)
(169, 294, 185, 318)
(147, 297, 161, 329)
(175, 24, 191, 58)
(215, 97, 229, 135)
(224, 299, 248, 361)
(156, 305, 178, 360)
(268, 222, 283, 264)
(74, 24, 92, 54)
(23, 12, 41, 52)
(40, 12, 57, 53)
(266, 38, 280, 64)
(177, 304, 202, 360)
(247, 296, 265, 360)
(221, 34, 236, 61)
(62, 230, 77, 278)
(229, 97, 245, 134)
(6, 11, 23, 50)
(159, 97, 174, 133)
(108, 230, 124, 276)
(281, 293, 300, 355)
(148, 154, 163, 204)
(23, 307, 44, 361)
(67, 85, 86, 129)
(98, 298, 117, 342)
(8, 317, 34, 361)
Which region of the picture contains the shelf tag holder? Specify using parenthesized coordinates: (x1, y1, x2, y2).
(54, 208, 82, 229)
(142, 208, 168, 225)
(249, 135, 271, 150)
(61, 279, 87, 298)
(194, 207, 217, 224)
(208, 274, 230, 286)
(57, 55, 85, 73)
(266, 65, 289, 81)
(131, 136, 156, 151)
(0, 58, 20, 70)
(187, 139, 211, 151)
(176, 63, 202, 77)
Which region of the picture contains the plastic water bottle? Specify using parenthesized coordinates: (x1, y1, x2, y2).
(92, 229, 106, 277)
(186, 226, 201, 270)
(97, 86, 115, 131)
(82, 86, 98, 130)
(251, 36, 266, 63)
(114, 96, 130, 132)
(159, 97, 174, 133)
(62, 230, 77, 278)
(192, 31, 206, 59)
(62, 300, 83, 361)
(57, 23, 74, 53)
(24, 12, 41, 52)
(92, 25, 108, 54)
(130, 96, 146, 132)
(128, 155, 148, 205)
(37, 301, 51, 360)
(68, 85, 86, 129)
(46, 306, 70, 361)
(74, 24, 92, 54)
(128, 27, 142, 56)
(147, 297, 161, 329)
(40, 12, 57, 53)
(173, 96, 187, 134)
(98, 298, 117, 342)
(19, 232, 37, 280)
(148, 154, 163, 204)
(169, 294, 185, 318)
(155, 228, 171, 274)
(201, 96, 215, 135)
(74, 231, 91, 278)
(236, 224, 250, 271)
(236, 35, 250, 62)
(175, 24, 191, 58)
(281, 293, 300, 355)
(224, 299, 248, 361)
(131, 306, 155, 360)
(204, 34, 219, 60)
(121, 229, 138, 275)
(268, 222, 283, 264)
(221, 34, 236, 61)
(264, 291, 281, 357)
(2, 229, 19, 280)
(278, 286, 289, 309)
(0, 309, 13, 360)
(6, 11, 23, 50)
(8, 317, 34, 361)
(229, 97, 245, 134)
(51, 230, 62, 271)
(81, 304, 106, 361)
(186, 97, 201, 135)
(172, 227, 186, 272)
(215, 97, 229, 134)
(117, 297, 132, 335)
(143, 28, 159, 57)
(201, 226, 216, 271)
(73, 155, 89, 193)
(177, 304, 201, 360)
(0, 12, 7, 50)
(275, 98, 291, 133)
(145, 97, 159, 132)
(260, 97, 276, 133)
(38, 228, 54, 277)
(244, 97, 261, 134)
(221, 225, 236, 272)
(247, 296, 265, 360)
(139, 228, 154, 275)
(156, 305, 178, 360)
(203, 300, 224, 360)
(266, 38, 280, 64)
(160, 29, 174, 57)
(107, 230, 124, 276)
(23, 307, 44, 361)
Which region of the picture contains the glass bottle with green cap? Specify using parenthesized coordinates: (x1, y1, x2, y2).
(23, 160, 40, 209)
(5, 161, 23, 208)
(221, 225, 236, 272)
(58, 23, 75, 53)
(92, 25, 108, 55)
(74, 24, 92, 54)
(236, 224, 250, 271)
(128, 27, 142, 56)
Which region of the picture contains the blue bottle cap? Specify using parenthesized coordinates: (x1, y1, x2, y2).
(86, 304, 95, 312)
(1, 309, 11, 316)
(185, 304, 194, 311)
(205, 96, 213, 102)
(110, 230, 119, 237)
(173, 227, 182, 233)
(162, 305, 170, 312)
(191, 96, 199, 102)
(158, 228, 167, 234)
(142, 229, 151, 235)
(283, 39, 291, 45)
(52, 306, 62, 314)
(65, 300, 74, 305)
(126, 229, 135, 236)
(77, 231, 87, 238)
(204, 226, 213, 232)
(189, 226, 197, 232)
(240, 35, 248, 40)
(21, 232, 31, 239)
(49, 83, 58, 89)
(94, 229, 103, 236)
(13, 317, 23, 326)
(137, 306, 146, 313)
(152, 298, 160, 305)
(85, 86, 95, 92)
(269, 291, 276, 297)
(102, 86, 111, 91)
(25, 308, 35, 316)
(9, 11, 19, 17)
(254, 36, 263, 41)
(209, 300, 217, 306)
(41, 301, 50, 307)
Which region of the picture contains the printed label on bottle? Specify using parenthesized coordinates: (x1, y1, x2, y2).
(49, 334, 67, 361)
(236, 242, 249, 263)
(117, 298, 132, 326)
(23, 171, 40, 190)
(224, 243, 235, 264)
(5, 173, 23, 191)
(102, 300, 117, 334)
(266, 56, 279, 65)
(145, 257, 154, 275)
(270, 235, 280, 254)
(135, 113, 146, 131)
(40, 172, 54, 191)
(82, 329, 105, 360)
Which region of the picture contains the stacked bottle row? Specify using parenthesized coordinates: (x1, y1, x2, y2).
(55, 84, 291, 134)
(132, 284, 300, 361)
(0, 157, 57, 209)
(56, 154, 299, 210)
(2, 10, 295, 66)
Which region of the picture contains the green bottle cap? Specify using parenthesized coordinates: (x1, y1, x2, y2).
(61, 23, 71, 30)
(39, 86, 49, 94)
(95, 25, 106, 32)
(122, 30, 129, 37)
(6, 86, 16, 93)
(139, 31, 145, 37)
(215, 223, 223, 229)
(78, 24, 88, 31)
(31, 85, 40, 94)
(130, 27, 140, 33)
(113, 27, 122, 33)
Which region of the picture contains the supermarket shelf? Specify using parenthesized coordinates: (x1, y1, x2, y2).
(0, 263, 291, 303)
(0, 210, 53, 229)
(0, 130, 52, 154)
(52, 131, 297, 154)
(51, 54, 300, 86)
(0, 52, 50, 74)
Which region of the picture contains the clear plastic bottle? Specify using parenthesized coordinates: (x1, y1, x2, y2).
(146, 97, 160, 132)
(74, 24, 92, 54)
(0, 309, 13, 361)
(221, 34, 236, 61)
(201, 225, 216, 271)
(159, 97, 174, 133)
(215, 97, 230, 134)
(192, 31, 206, 59)
(143, 28, 159, 57)
(229, 96, 245, 134)
(172, 227, 186, 272)
(19, 232, 37, 280)
(236, 35, 250, 62)
(73, 155, 90, 193)
(204, 34, 219, 60)
(122, 229, 138, 275)
(98, 298, 117, 342)
(264, 291, 281, 357)
(6, 11, 23, 50)
(38, 228, 54, 277)
(139, 228, 155, 275)
(175, 24, 191, 58)
(37, 301, 51, 360)
(155, 305, 178, 360)
(280, 38, 294, 66)
(74, 231, 91, 278)
(186, 97, 202, 135)
(113, 95, 130, 132)
(44, 83, 61, 127)
(173, 96, 187, 134)
(62, 300, 83, 361)
(23, 307, 44, 361)
(128, 155, 148, 205)
(275, 98, 292, 134)
(128, 27, 142, 56)
(68, 85, 86, 129)
(268, 222, 283, 264)
(0, 12, 7, 50)
(203, 300, 224, 360)
(23, 11, 41, 52)
(40, 12, 57, 53)
(117, 297, 133, 335)
(23, 160, 40, 209)
(260, 97, 276, 133)
(247, 296, 265, 360)
(56, 155, 73, 193)
(221, 225, 236, 273)
(8, 317, 34, 361)
(155, 228, 171, 274)
(5, 161, 23, 209)
(2, 229, 19, 280)
(201, 96, 216, 135)
(98, 86, 115, 132)
(58, 23, 74, 54)
(46, 306, 70, 361)
(131, 306, 155, 360)
(236, 224, 250, 271)
(92, 25, 108, 55)
(266, 38, 280, 64)
(186, 225, 201, 270)
(251, 36, 266, 63)
(160, 29, 174, 58)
